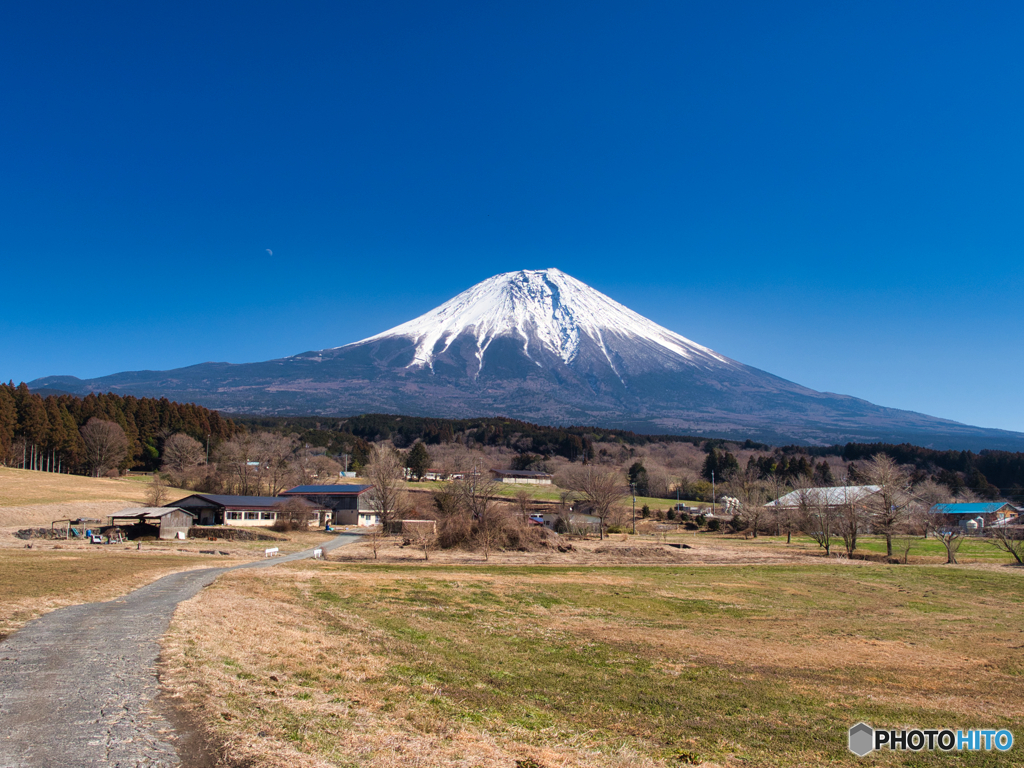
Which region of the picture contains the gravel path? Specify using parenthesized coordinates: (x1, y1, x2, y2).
(0, 533, 360, 767)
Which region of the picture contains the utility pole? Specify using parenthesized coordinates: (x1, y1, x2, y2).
(631, 482, 636, 534)
(205, 434, 210, 466)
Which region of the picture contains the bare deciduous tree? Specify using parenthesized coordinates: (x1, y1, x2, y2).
(514, 488, 533, 523)
(935, 527, 965, 564)
(862, 454, 913, 558)
(913, 479, 952, 509)
(161, 433, 205, 486)
(892, 503, 928, 564)
(364, 443, 408, 529)
(408, 524, 435, 561)
(835, 492, 865, 558)
(80, 418, 128, 477)
(726, 466, 770, 537)
(453, 471, 502, 560)
(214, 431, 302, 496)
(302, 454, 342, 484)
(260, 433, 301, 496)
(214, 432, 262, 495)
(368, 525, 383, 559)
(987, 526, 1024, 565)
(561, 464, 627, 540)
(793, 481, 838, 556)
(146, 474, 169, 507)
(272, 497, 315, 532)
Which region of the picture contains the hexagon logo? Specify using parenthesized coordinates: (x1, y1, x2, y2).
(848, 722, 874, 756)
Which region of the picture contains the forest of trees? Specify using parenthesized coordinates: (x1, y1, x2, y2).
(231, 413, 1024, 501)
(231, 413, 725, 464)
(0, 382, 237, 475)
(4, 383, 1023, 503)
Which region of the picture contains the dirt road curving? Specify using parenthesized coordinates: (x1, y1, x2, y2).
(0, 534, 359, 767)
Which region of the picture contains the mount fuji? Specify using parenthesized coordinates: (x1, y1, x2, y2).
(30, 268, 1024, 449)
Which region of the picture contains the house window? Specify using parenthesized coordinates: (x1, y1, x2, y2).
(260, 512, 276, 520)
(226, 512, 242, 520)
(244, 512, 259, 520)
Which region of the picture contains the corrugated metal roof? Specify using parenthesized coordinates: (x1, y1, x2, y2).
(113, 507, 195, 520)
(766, 485, 880, 507)
(929, 502, 1013, 515)
(281, 485, 373, 495)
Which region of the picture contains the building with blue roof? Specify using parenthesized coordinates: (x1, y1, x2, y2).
(929, 502, 1017, 530)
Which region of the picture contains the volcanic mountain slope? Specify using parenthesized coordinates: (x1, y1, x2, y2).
(31, 268, 1024, 449)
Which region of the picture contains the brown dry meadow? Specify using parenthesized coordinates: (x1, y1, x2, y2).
(163, 552, 1023, 768)
(0, 464, 339, 635)
(0, 548, 227, 637)
(0, 466, 192, 508)
(0, 466, 194, 529)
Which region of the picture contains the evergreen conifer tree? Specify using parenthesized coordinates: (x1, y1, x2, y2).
(406, 441, 430, 480)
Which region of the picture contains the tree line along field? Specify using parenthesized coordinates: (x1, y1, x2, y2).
(4, 384, 1024, 508)
(163, 561, 1024, 768)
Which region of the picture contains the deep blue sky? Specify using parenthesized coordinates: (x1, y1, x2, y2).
(2, 2, 1022, 432)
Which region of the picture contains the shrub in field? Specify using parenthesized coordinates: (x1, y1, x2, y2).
(707, 518, 722, 532)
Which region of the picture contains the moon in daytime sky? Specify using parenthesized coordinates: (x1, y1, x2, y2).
(266, 249, 273, 256)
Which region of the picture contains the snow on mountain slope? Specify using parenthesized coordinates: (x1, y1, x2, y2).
(347, 268, 739, 375)
(29, 268, 1024, 450)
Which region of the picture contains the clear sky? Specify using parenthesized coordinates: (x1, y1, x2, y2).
(2, 2, 1022, 433)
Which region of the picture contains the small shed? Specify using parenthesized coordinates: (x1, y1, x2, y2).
(109, 507, 195, 540)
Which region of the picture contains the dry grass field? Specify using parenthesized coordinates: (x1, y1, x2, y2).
(0, 466, 193, 527)
(0, 548, 228, 637)
(402, 479, 696, 513)
(163, 555, 1023, 768)
(0, 466, 343, 635)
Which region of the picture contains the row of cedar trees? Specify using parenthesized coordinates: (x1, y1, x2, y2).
(0, 382, 237, 475)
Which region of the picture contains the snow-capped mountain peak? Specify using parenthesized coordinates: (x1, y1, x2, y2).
(347, 268, 736, 374)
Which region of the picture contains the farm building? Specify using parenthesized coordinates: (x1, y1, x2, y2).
(929, 502, 1018, 529)
(280, 485, 379, 526)
(108, 507, 195, 539)
(404, 468, 464, 481)
(765, 485, 881, 509)
(167, 494, 318, 527)
(489, 469, 553, 485)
